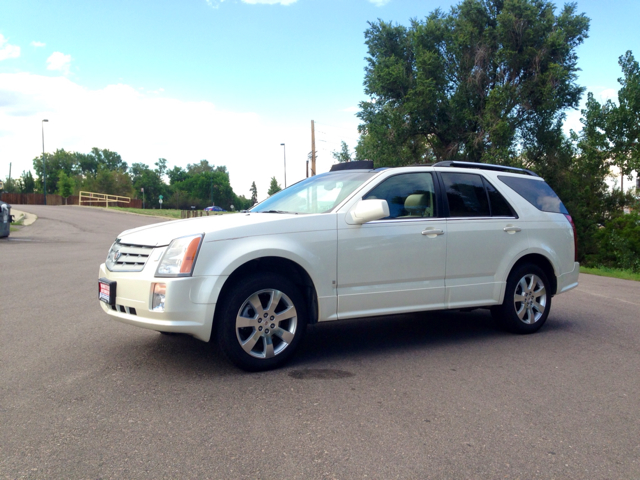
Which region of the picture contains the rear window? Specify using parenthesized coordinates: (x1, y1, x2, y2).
(498, 176, 568, 214)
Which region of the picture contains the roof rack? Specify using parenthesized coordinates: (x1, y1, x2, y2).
(433, 161, 538, 177)
(330, 160, 374, 172)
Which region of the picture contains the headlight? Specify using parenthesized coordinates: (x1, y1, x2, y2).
(106, 240, 122, 270)
(155, 234, 203, 277)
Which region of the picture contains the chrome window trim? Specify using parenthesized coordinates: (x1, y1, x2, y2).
(367, 217, 444, 225)
(445, 216, 517, 221)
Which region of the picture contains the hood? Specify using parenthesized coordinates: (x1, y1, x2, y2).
(118, 212, 335, 247)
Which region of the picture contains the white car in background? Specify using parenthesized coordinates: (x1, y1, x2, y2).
(99, 161, 579, 371)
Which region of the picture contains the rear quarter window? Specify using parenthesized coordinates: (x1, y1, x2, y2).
(498, 175, 568, 214)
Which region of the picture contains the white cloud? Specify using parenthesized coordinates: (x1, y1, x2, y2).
(0, 34, 21, 61)
(31, 41, 46, 47)
(46, 52, 72, 74)
(0, 73, 316, 200)
(598, 88, 618, 103)
(368, 0, 391, 6)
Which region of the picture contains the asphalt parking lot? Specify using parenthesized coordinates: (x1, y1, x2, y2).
(1, 205, 639, 479)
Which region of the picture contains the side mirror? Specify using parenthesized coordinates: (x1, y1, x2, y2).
(349, 199, 390, 224)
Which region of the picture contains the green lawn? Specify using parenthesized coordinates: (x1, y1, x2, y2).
(580, 266, 640, 282)
(108, 207, 233, 219)
(109, 207, 183, 218)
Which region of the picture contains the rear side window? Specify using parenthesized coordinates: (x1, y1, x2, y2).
(441, 173, 490, 217)
(498, 176, 568, 214)
(483, 178, 516, 217)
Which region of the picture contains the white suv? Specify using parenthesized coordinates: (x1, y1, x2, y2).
(98, 161, 579, 371)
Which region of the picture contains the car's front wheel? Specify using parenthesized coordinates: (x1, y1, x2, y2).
(492, 263, 551, 334)
(217, 273, 307, 371)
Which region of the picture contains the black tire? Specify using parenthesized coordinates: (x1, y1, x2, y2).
(217, 273, 307, 371)
(492, 263, 552, 334)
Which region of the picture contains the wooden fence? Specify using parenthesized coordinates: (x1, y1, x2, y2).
(1, 192, 142, 208)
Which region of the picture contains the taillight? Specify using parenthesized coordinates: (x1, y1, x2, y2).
(564, 214, 578, 262)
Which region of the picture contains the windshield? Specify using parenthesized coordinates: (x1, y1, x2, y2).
(251, 171, 375, 214)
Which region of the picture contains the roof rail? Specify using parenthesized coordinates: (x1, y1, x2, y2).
(433, 161, 538, 177)
(330, 160, 374, 172)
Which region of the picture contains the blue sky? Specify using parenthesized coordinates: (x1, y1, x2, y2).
(1, 0, 639, 198)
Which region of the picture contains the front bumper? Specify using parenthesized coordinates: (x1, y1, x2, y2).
(98, 263, 226, 342)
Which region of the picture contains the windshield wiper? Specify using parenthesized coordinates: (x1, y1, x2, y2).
(260, 210, 296, 214)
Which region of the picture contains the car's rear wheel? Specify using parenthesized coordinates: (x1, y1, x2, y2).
(492, 263, 551, 334)
(217, 273, 307, 371)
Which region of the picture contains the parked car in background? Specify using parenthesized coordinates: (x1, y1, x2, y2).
(204, 206, 225, 212)
(98, 160, 579, 371)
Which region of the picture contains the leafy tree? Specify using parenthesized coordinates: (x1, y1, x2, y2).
(604, 51, 640, 185)
(155, 158, 168, 177)
(234, 195, 252, 211)
(1, 177, 18, 193)
(89, 147, 128, 173)
(267, 177, 282, 195)
(82, 166, 134, 198)
(332, 141, 354, 163)
(186, 159, 214, 175)
(16, 171, 35, 194)
(32, 149, 77, 194)
(357, 0, 589, 167)
(593, 211, 640, 272)
(130, 163, 165, 206)
(250, 181, 258, 205)
(167, 166, 189, 184)
(56, 171, 75, 198)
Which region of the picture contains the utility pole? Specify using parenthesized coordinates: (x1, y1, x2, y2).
(42, 119, 49, 205)
(311, 120, 316, 176)
(280, 143, 287, 188)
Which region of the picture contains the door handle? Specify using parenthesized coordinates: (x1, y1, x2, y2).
(422, 228, 444, 237)
(503, 226, 521, 234)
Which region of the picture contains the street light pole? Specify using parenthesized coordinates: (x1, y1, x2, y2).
(280, 143, 286, 188)
(42, 119, 49, 205)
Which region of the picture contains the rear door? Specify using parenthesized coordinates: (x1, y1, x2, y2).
(440, 172, 528, 308)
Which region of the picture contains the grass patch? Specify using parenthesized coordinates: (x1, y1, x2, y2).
(107, 207, 234, 219)
(580, 266, 640, 282)
(10, 226, 19, 232)
(108, 207, 183, 219)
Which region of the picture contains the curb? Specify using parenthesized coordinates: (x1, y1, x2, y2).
(11, 209, 38, 226)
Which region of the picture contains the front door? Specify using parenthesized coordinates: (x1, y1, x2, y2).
(336, 172, 447, 319)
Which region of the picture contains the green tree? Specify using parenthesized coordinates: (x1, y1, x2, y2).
(267, 177, 282, 195)
(357, 0, 589, 167)
(130, 163, 166, 206)
(56, 171, 76, 198)
(155, 158, 168, 177)
(250, 181, 258, 205)
(167, 166, 189, 184)
(89, 147, 128, 173)
(32, 149, 77, 194)
(604, 51, 640, 185)
(2, 177, 18, 193)
(332, 141, 354, 163)
(19, 171, 35, 194)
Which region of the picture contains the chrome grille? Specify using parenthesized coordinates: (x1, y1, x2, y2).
(106, 241, 154, 272)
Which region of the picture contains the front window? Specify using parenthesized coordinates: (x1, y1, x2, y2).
(252, 171, 375, 214)
(363, 173, 437, 219)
